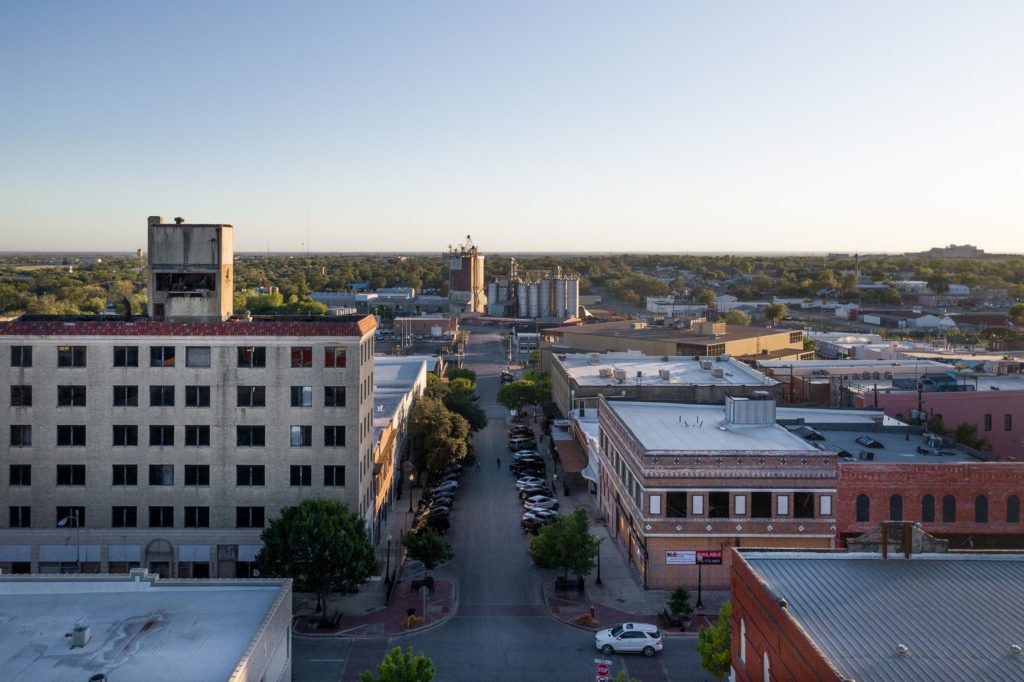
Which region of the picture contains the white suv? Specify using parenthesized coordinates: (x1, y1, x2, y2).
(595, 622, 663, 657)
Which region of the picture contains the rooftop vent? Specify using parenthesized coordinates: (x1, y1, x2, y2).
(588, 353, 601, 365)
(724, 395, 776, 425)
(658, 369, 671, 381)
(613, 368, 627, 383)
(895, 643, 909, 657)
(174, 216, 185, 224)
(68, 624, 91, 648)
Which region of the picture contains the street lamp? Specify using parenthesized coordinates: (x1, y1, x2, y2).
(595, 541, 602, 585)
(57, 510, 81, 573)
(408, 473, 415, 513)
(385, 533, 393, 584)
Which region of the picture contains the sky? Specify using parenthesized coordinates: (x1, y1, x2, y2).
(1, 2, 1022, 253)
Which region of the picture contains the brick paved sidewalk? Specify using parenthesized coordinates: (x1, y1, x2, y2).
(541, 579, 710, 634)
(294, 580, 456, 638)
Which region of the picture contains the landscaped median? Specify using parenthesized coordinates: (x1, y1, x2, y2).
(293, 580, 457, 638)
(540, 579, 710, 634)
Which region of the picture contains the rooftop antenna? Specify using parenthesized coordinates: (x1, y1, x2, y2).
(306, 213, 311, 255)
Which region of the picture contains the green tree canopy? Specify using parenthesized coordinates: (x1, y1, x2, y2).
(403, 528, 453, 575)
(528, 507, 600, 579)
(359, 647, 436, 682)
(256, 499, 378, 613)
(446, 367, 477, 384)
(723, 310, 751, 326)
(953, 422, 990, 450)
(497, 380, 541, 411)
(1009, 303, 1024, 323)
(763, 303, 788, 327)
(409, 396, 470, 473)
(698, 601, 732, 679)
(693, 287, 717, 306)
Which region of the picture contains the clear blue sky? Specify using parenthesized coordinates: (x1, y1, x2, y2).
(2, 2, 1021, 253)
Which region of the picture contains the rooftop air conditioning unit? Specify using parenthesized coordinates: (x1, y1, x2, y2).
(659, 369, 671, 381)
(700, 360, 713, 370)
(636, 371, 644, 378)
(598, 367, 613, 378)
(613, 369, 627, 382)
(70, 625, 91, 648)
(588, 353, 601, 364)
(711, 368, 725, 378)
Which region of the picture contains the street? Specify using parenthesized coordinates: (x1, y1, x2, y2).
(295, 326, 715, 682)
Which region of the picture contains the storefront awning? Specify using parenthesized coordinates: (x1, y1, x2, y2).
(554, 438, 586, 474)
(581, 463, 598, 483)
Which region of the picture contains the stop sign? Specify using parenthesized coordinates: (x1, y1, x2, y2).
(596, 663, 610, 676)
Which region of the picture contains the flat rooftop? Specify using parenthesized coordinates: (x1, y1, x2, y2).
(758, 359, 950, 370)
(0, 573, 288, 682)
(0, 315, 375, 337)
(555, 351, 776, 388)
(552, 324, 786, 344)
(374, 355, 430, 387)
(741, 551, 1024, 681)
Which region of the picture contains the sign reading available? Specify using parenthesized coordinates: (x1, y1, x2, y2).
(697, 550, 723, 565)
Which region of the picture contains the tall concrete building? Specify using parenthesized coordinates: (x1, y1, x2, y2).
(447, 236, 486, 314)
(147, 215, 234, 321)
(0, 216, 378, 577)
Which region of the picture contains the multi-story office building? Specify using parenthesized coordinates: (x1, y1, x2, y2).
(0, 217, 377, 577)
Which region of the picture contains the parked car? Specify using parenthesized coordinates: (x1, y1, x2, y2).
(434, 480, 459, 492)
(523, 495, 559, 511)
(414, 514, 451, 534)
(512, 450, 539, 458)
(518, 485, 553, 500)
(515, 476, 547, 490)
(510, 460, 546, 475)
(522, 508, 559, 523)
(508, 437, 536, 451)
(594, 623, 663, 657)
(508, 426, 532, 435)
(500, 371, 514, 385)
(520, 515, 550, 535)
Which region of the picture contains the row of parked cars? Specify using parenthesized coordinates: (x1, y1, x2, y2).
(508, 445, 560, 535)
(507, 421, 536, 452)
(412, 463, 464, 534)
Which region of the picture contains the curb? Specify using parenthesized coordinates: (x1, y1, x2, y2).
(539, 579, 703, 637)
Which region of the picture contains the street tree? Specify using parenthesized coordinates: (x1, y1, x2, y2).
(256, 499, 378, 615)
(723, 310, 751, 326)
(497, 380, 541, 412)
(1009, 303, 1024, 323)
(359, 647, 436, 682)
(409, 396, 470, 474)
(953, 422, 990, 450)
(446, 367, 477, 384)
(528, 507, 600, 581)
(697, 600, 732, 679)
(403, 528, 453, 575)
(693, 287, 717, 306)
(763, 303, 787, 327)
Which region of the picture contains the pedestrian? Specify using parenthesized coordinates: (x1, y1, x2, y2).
(475, 460, 481, 472)
(496, 457, 501, 469)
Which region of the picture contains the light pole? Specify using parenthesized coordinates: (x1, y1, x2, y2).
(385, 533, 393, 584)
(408, 473, 415, 513)
(595, 541, 602, 585)
(58, 510, 81, 573)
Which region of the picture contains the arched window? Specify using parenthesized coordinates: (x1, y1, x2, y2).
(1008, 495, 1021, 523)
(921, 494, 935, 523)
(942, 495, 957, 522)
(889, 494, 904, 521)
(975, 495, 989, 523)
(856, 494, 870, 522)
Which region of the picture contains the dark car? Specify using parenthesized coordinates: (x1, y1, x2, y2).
(511, 462, 546, 476)
(500, 371, 514, 385)
(518, 484, 553, 500)
(414, 514, 451, 534)
(508, 427, 533, 436)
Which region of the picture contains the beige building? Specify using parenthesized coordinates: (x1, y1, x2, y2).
(147, 215, 234, 322)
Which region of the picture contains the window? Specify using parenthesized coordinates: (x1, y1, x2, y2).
(236, 426, 266, 447)
(664, 492, 687, 517)
(112, 425, 138, 446)
(56, 464, 86, 486)
(113, 346, 139, 367)
(236, 465, 266, 486)
(291, 386, 313, 407)
(237, 386, 266, 407)
(325, 386, 346, 407)
(10, 385, 32, 406)
(11, 346, 32, 367)
(10, 425, 32, 447)
(149, 464, 174, 486)
(149, 385, 175, 407)
(323, 425, 345, 447)
(734, 495, 747, 516)
(984, 414, 992, 432)
(184, 464, 210, 486)
(789, 331, 803, 343)
(856, 494, 870, 522)
(1006, 414, 1013, 432)
(290, 465, 312, 486)
(324, 465, 345, 487)
(150, 346, 175, 367)
(763, 651, 771, 682)
(819, 495, 832, 517)
(112, 464, 137, 486)
(942, 495, 956, 522)
(184, 506, 210, 528)
(975, 495, 989, 523)
(185, 346, 211, 368)
(922, 494, 936, 522)
(149, 506, 174, 528)
(236, 506, 265, 528)
(9, 506, 31, 528)
(649, 495, 662, 515)
(1008, 495, 1021, 523)
(113, 385, 138, 406)
(692, 495, 705, 515)
(185, 386, 210, 407)
(777, 495, 789, 516)
(794, 492, 814, 519)
(291, 346, 313, 367)
(57, 345, 86, 367)
(149, 425, 174, 447)
(56, 506, 85, 527)
(10, 465, 31, 486)
(57, 425, 86, 446)
(889, 494, 904, 521)
(184, 425, 210, 447)
(708, 492, 730, 518)
(112, 506, 137, 528)
(740, 618, 747, 664)
(237, 346, 266, 368)
(57, 385, 87, 406)
(324, 346, 347, 368)
(751, 492, 772, 518)
(291, 425, 312, 447)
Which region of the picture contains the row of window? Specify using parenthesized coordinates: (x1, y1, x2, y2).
(7, 463, 345, 489)
(7, 345, 348, 369)
(9, 424, 345, 448)
(9, 384, 346, 408)
(855, 493, 1021, 524)
(9, 505, 271, 529)
(982, 413, 1013, 432)
(652, 491, 831, 519)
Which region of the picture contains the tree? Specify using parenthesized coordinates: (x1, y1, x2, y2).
(497, 380, 541, 412)
(256, 499, 378, 615)
(693, 287, 717, 306)
(723, 310, 751, 326)
(403, 528, 453, 575)
(668, 586, 694, 619)
(409, 396, 470, 474)
(446, 367, 477, 384)
(1009, 303, 1024, 323)
(953, 422, 990, 451)
(763, 303, 787, 327)
(528, 507, 600, 580)
(359, 647, 435, 682)
(697, 601, 732, 679)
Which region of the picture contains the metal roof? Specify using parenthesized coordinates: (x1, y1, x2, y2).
(742, 552, 1024, 681)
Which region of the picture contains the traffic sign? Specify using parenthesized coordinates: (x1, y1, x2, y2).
(596, 677, 609, 682)
(596, 663, 610, 675)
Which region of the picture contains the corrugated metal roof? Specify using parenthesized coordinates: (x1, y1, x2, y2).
(743, 552, 1024, 681)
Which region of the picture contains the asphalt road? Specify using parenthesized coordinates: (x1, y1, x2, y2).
(295, 326, 714, 682)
